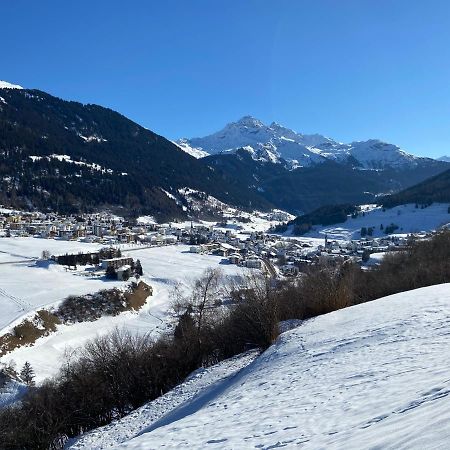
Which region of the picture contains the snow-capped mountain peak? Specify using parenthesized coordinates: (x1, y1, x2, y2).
(0, 80, 23, 89)
(177, 117, 433, 171)
(234, 115, 265, 128)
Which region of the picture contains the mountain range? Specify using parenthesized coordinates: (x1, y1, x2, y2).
(178, 117, 449, 212)
(178, 115, 438, 170)
(0, 81, 449, 218)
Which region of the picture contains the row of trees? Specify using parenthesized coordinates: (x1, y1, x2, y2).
(1, 231, 449, 449)
(55, 247, 122, 267)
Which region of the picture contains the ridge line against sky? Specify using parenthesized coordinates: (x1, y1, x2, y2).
(2, 0, 450, 157)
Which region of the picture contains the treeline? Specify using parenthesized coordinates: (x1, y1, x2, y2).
(55, 247, 121, 267)
(1, 231, 450, 449)
(277, 231, 450, 320)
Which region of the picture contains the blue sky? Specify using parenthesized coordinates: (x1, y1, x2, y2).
(2, 0, 450, 157)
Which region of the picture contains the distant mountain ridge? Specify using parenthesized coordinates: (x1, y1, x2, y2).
(178, 115, 437, 171)
(0, 80, 23, 90)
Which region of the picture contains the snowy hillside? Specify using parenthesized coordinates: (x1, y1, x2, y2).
(301, 203, 450, 240)
(173, 139, 210, 159)
(0, 80, 23, 89)
(0, 88, 272, 217)
(79, 283, 450, 449)
(178, 116, 434, 170)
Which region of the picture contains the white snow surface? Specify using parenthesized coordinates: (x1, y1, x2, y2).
(0, 242, 245, 381)
(0, 238, 120, 332)
(303, 203, 450, 240)
(0, 80, 23, 89)
(173, 139, 210, 159)
(177, 116, 432, 169)
(103, 283, 450, 449)
(136, 215, 157, 225)
(68, 351, 259, 449)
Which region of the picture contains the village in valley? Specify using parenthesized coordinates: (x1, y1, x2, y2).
(0, 205, 417, 281)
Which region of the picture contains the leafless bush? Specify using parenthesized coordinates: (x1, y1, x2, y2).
(213, 272, 279, 358)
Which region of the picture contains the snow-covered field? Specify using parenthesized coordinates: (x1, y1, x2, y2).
(78, 283, 450, 449)
(0, 238, 123, 332)
(0, 236, 104, 259)
(363, 251, 387, 268)
(303, 203, 450, 240)
(0, 241, 245, 381)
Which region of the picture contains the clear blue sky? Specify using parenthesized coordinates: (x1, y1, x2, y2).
(2, 0, 450, 157)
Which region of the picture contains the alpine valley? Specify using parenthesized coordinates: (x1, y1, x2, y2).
(177, 116, 450, 213)
(0, 82, 448, 220)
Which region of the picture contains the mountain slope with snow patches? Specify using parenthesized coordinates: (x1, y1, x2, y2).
(70, 283, 450, 449)
(0, 88, 272, 217)
(0, 81, 23, 90)
(179, 116, 439, 170)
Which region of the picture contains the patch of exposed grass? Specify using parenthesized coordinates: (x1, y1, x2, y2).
(0, 310, 61, 356)
(0, 282, 152, 356)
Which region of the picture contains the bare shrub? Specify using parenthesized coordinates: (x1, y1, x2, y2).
(213, 272, 279, 358)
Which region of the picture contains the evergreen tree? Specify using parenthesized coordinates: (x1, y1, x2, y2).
(135, 259, 143, 276)
(105, 265, 117, 280)
(20, 362, 35, 386)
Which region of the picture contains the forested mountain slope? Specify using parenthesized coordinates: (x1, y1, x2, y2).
(381, 168, 450, 207)
(0, 88, 270, 218)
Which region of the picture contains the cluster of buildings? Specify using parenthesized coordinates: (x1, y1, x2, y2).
(0, 207, 424, 279)
(276, 234, 411, 276)
(188, 226, 413, 277)
(0, 210, 178, 246)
